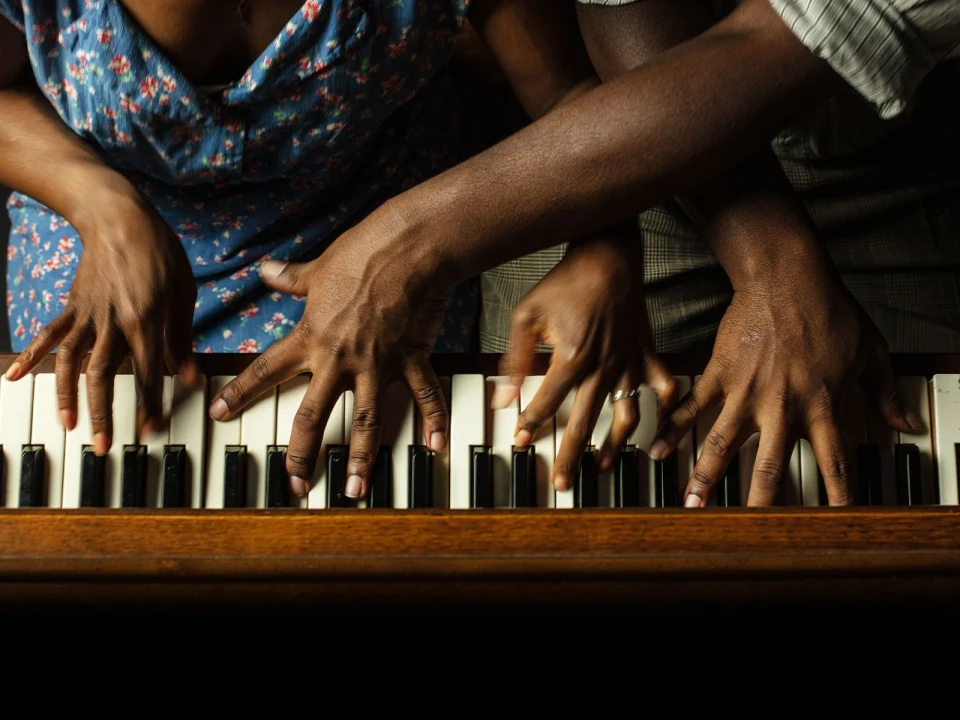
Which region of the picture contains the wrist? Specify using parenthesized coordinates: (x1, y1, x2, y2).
(62, 164, 144, 239)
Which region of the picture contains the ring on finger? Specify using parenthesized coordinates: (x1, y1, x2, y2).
(610, 388, 640, 402)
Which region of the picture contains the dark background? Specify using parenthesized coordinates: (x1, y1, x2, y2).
(0, 185, 10, 352)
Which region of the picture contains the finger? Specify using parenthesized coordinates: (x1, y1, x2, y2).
(494, 299, 540, 409)
(259, 260, 313, 297)
(651, 365, 723, 461)
(346, 374, 383, 500)
(6, 312, 73, 380)
(597, 368, 641, 472)
(128, 323, 165, 435)
(746, 418, 794, 507)
(286, 369, 341, 497)
(807, 405, 854, 506)
(860, 344, 921, 433)
(553, 373, 606, 493)
(514, 357, 581, 449)
(404, 355, 447, 453)
(641, 350, 678, 424)
(164, 283, 197, 374)
(55, 325, 93, 431)
(209, 336, 301, 421)
(85, 327, 126, 456)
(682, 404, 747, 508)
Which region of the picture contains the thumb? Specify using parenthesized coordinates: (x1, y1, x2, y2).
(642, 349, 677, 425)
(493, 300, 540, 409)
(260, 260, 312, 296)
(861, 344, 922, 434)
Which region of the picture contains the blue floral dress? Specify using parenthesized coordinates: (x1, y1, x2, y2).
(0, 0, 478, 353)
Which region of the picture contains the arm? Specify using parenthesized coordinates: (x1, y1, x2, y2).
(0, 16, 198, 449)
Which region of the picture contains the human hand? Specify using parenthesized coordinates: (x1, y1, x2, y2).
(206, 206, 451, 499)
(494, 232, 676, 491)
(5, 176, 198, 453)
(651, 276, 919, 507)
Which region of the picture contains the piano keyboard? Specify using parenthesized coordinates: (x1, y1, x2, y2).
(0, 362, 958, 509)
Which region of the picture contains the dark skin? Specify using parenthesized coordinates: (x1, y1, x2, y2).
(1, 0, 924, 503)
(501, 0, 916, 506)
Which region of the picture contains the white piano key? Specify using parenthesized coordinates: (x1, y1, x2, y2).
(450, 375, 484, 509)
(383, 382, 415, 509)
(898, 376, 935, 504)
(240, 387, 277, 508)
(630, 385, 658, 508)
(106, 374, 137, 508)
(1, 375, 34, 507)
(204, 376, 239, 509)
(432, 377, 451, 508)
(932, 374, 960, 505)
(486, 376, 517, 508)
(170, 375, 208, 509)
(62, 378, 93, 509)
(553, 389, 577, 509)
(799, 439, 820, 506)
(674, 376, 695, 500)
(300, 385, 345, 510)
(30, 374, 64, 508)
(141, 377, 172, 508)
(520, 376, 555, 508)
(592, 395, 615, 507)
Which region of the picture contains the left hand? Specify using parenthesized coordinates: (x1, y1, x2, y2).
(496, 232, 676, 491)
(207, 208, 451, 499)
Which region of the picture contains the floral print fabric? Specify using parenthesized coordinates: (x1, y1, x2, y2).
(0, 0, 477, 353)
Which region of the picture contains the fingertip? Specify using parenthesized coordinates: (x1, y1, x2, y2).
(345, 474, 363, 499)
(5, 362, 21, 381)
(60, 409, 76, 431)
(553, 472, 570, 492)
(684, 493, 703, 508)
(649, 439, 667, 461)
(290, 475, 309, 498)
(428, 431, 446, 454)
(513, 428, 532, 448)
(208, 396, 228, 420)
(491, 383, 519, 409)
(904, 410, 924, 433)
(93, 431, 110, 457)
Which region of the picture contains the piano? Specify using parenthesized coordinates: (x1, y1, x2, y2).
(1, 352, 959, 616)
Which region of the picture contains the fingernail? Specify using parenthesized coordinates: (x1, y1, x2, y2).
(259, 261, 288, 281)
(60, 409, 76, 431)
(5, 362, 20, 380)
(598, 456, 612, 472)
(905, 411, 923, 433)
(491, 384, 518, 409)
(554, 473, 569, 492)
(649, 440, 666, 461)
(685, 494, 703, 508)
(429, 431, 445, 453)
(514, 428, 532, 447)
(208, 397, 228, 420)
(345, 474, 362, 499)
(290, 476, 309, 497)
(93, 432, 109, 456)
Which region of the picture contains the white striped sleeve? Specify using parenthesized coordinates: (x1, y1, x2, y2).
(768, 0, 960, 119)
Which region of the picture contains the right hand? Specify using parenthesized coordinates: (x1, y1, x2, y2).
(5, 178, 198, 454)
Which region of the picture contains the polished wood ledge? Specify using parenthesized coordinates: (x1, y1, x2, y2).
(3, 507, 960, 614)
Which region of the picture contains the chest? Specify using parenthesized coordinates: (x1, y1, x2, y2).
(118, 0, 309, 85)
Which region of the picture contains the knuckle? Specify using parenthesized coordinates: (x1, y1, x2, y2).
(517, 410, 541, 433)
(690, 470, 717, 490)
(294, 401, 324, 428)
(285, 450, 313, 473)
(250, 355, 274, 384)
(349, 448, 374, 467)
(413, 382, 444, 411)
(352, 407, 381, 433)
(85, 362, 112, 383)
(705, 430, 732, 458)
(89, 411, 111, 429)
(753, 459, 783, 488)
(823, 456, 851, 483)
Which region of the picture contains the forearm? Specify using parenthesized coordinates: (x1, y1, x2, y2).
(577, 0, 835, 289)
(0, 82, 135, 234)
(389, 1, 836, 286)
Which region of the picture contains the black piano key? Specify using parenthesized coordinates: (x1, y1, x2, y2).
(80, 445, 105, 507)
(716, 454, 740, 507)
(266, 445, 290, 508)
(856, 443, 882, 506)
(408, 445, 433, 508)
(471, 445, 493, 509)
(368, 446, 392, 508)
(895, 444, 922, 506)
(614, 446, 639, 508)
(19, 444, 45, 508)
(512, 445, 536, 508)
(327, 445, 350, 507)
(655, 453, 678, 508)
(162, 445, 188, 508)
(575, 447, 598, 508)
(121, 445, 147, 508)
(223, 445, 247, 508)
(0, 444, 3, 506)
